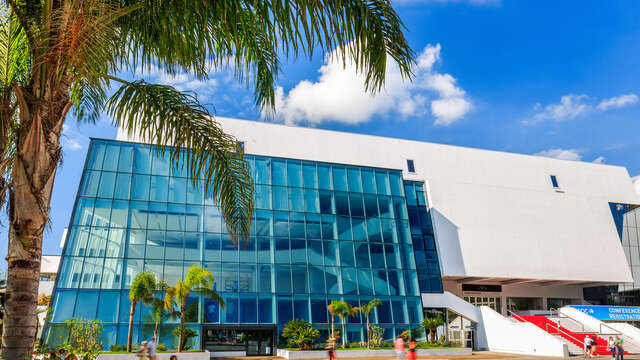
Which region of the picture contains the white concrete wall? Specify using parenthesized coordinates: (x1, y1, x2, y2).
(478, 306, 568, 357)
(117, 117, 639, 283)
(98, 352, 209, 360)
(421, 291, 480, 323)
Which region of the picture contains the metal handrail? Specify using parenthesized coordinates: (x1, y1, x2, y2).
(544, 322, 585, 347)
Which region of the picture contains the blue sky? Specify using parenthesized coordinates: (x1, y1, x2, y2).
(2, 0, 640, 267)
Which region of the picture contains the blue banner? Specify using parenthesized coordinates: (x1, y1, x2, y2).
(570, 305, 640, 321)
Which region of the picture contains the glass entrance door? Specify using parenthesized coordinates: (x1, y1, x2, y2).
(246, 329, 273, 356)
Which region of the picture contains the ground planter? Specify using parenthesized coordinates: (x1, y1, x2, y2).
(97, 351, 209, 360)
(276, 348, 472, 359)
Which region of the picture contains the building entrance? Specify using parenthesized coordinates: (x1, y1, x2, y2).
(464, 296, 501, 313)
(202, 325, 276, 356)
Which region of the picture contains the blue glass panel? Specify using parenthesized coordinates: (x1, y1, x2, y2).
(204, 206, 222, 233)
(404, 271, 419, 296)
(294, 296, 309, 320)
(92, 198, 111, 228)
(273, 186, 288, 210)
(377, 299, 392, 323)
(255, 157, 271, 185)
(255, 210, 272, 236)
(103, 144, 120, 171)
(323, 240, 337, 266)
(185, 205, 202, 232)
(186, 180, 203, 204)
(370, 244, 385, 268)
(240, 295, 257, 323)
(118, 145, 133, 172)
(221, 234, 237, 262)
(402, 245, 416, 269)
(307, 240, 323, 266)
(339, 242, 355, 267)
(114, 173, 131, 200)
(97, 291, 120, 322)
(87, 228, 108, 257)
(305, 214, 321, 239)
(239, 236, 256, 263)
(272, 159, 286, 186)
(349, 194, 364, 217)
(341, 268, 358, 295)
(165, 231, 184, 260)
(65, 227, 88, 256)
(347, 168, 362, 193)
(354, 243, 370, 268)
(381, 219, 397, 243)
(222, 294, 239, 323)
(131, 174, 150, 201)
(311, 297, 328, 323)
(388, 270, 403, 295)
(102, 258, 123, 289)
(351, 217, 367, 241)
(321, 215, 337, 240)
(118, 290, 135, 322)
(256, 185, 271, 209)
(378, 196, 393, 218)
(169, 177, 187, 203)
(334, 192, 349, 216)
(276, 266, 291, 293)
(222, 263, 239, 292)
(317, 165, 332, 190)
(127, 229, 146, 258)
(80, 171, 100, 196)
(404, 185, 417, 206)
(288, 213, 304, 239)
(275, 237, 290, 263)
(107, 229, 127, 258)
(150, 176, 169, 202)
(304, 189, 320, 213)
(258, 295, 273, 323)
(277, 296, 293, 325)
(309, 266, 325, 294)
(373, 270, 389, 295)
(361, 169, 376, 194)
(389, 173, 403, 196)
(74, 290, 99, 319)
(257, 237, 272, 263)
(133, 146, 151, 174)
(397, 220, 411, 243)
(259, 265, 273, 293)
(394, 198, 408, 219)
(73, 197, 94, 226)
(148, 202, 167, 230)
(385, 245, 400, 268)
(151, 151, 170, 176)
(292, 266, 308, 293)
(375, 171, 390, 195)
(416, 190, 427, 207)
(357, 269, 374, 295)
(204, 296, 220, 323)
(303, 163, 317, 188)
(407, 298, 421, 323)
(332, 167, 347, 191)
(52, 290, 77, 322)
(319, 191, 334, 214)
(289, 188, 304, 212)
(239, 264, 256, 292)
(185, 232, 202, 261)
(364, 195, 379, 218)
(290, 239, 306, 264)
(81, 256, 103, 290)
(87, 142, 106, 170)
(325, 267, 341, 294)
(287, 161, 302, 187)
(392, 300, 406, 323)
(204, 233, 221, 261)
(367, 218, 382, 242)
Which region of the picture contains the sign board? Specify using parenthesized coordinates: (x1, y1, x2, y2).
(570, 305, 640, 321)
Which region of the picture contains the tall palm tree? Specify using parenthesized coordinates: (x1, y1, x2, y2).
(357, 299, 382, 349)
(0, 1, 413, 358)
(150, 279, 174, 339)
(327, 303, 337, 340)
(127, 271, 157, 352)
(330, 300, 357, 348)
(164, 265, 225, 352)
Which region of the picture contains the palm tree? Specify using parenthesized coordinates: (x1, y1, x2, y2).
(357, 299, 382, 349)
(421, 315, 445, 343)
(327, 303, 337, 340)
(164, 265, 225, 352)
(330, 300, 357, 348)
(127, 272, 157, 352)
(0, 1, 413, 358)
(150, 279, 175, 339)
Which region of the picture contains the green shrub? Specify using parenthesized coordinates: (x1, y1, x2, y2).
(369, 326, 385, 348)
(157, 343, 167, 351)
(110, 344, 122, 351)
(282, 319, 320, 350)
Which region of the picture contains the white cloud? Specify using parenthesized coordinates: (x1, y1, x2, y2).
(596, 94, 639, 111)
(592, 156, 606, 164)
(533, 148, 582, 161)
(61, 124, 85, 151)
(135, 64, 219, 102)
(526, 93, 638, 125)
(267, 44, 471, 126)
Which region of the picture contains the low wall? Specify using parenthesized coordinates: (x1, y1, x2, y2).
(98, 351, 209, 360)
(277, 348, 471, 359)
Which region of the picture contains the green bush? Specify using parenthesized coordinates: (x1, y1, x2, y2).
(282, 319, 320, 350)
(157, 343, 167, 351)
(110, 344, 122, 351)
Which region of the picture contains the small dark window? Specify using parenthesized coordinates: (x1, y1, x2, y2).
(407, 159, 415, 173)
(237, 141, 245, 152)
(550, 175, 559, 189)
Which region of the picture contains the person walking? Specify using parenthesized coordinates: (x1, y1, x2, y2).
(136, 341, 149, 360)
(584, 335, 592, 358)
(609, 336, 616, 359)
(615, 336, 624, 360)
(147, 335, 157, 360)
(407, 338, 417, 360)
(394, 335, 406, 360)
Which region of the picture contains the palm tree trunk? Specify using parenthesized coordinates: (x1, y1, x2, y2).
(366, 317, 370, 349)
(2, 86, 70, 360)
(178, 305, 185, 352)
(154, 318, 159, 338)
(341, 317, 346, 348)
(127, 300, 137, 352)
(330, 315, 335, 339)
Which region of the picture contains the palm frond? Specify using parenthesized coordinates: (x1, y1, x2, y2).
(106, 79, 254, 241)
(0, 5, 30, 92)
(193, 287, 226, 309)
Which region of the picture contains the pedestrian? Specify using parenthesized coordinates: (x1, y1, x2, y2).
(148, 335, 157, 360)
(590, 335, 597, 357)
(407, 338, 417, 360)
(584, 335, 592, 358)
(615, 336, 624, 360)
(136, 340, 149, 360)
(394, 335, 406, 360)
(609, 336, 616, 359)
(170, 356, 177, 360)
(325, 336, 337, 360)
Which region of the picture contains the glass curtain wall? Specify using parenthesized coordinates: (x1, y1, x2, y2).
(45, 139, 430, 349)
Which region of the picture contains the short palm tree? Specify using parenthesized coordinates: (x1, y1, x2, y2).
(421, 315, 445, 343)
(164, 265, 225, 352)
(150, 279, 175, 339)
(0, 1, 413, 358)
(127, 272, 157, 352)
(330, 300, 357, 348)
(358, 299, 382, 349)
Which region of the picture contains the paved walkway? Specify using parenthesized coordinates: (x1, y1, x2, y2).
(212, 353, 640, 360)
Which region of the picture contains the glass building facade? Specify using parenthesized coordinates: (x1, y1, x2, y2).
(45, 139, 443, 351)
